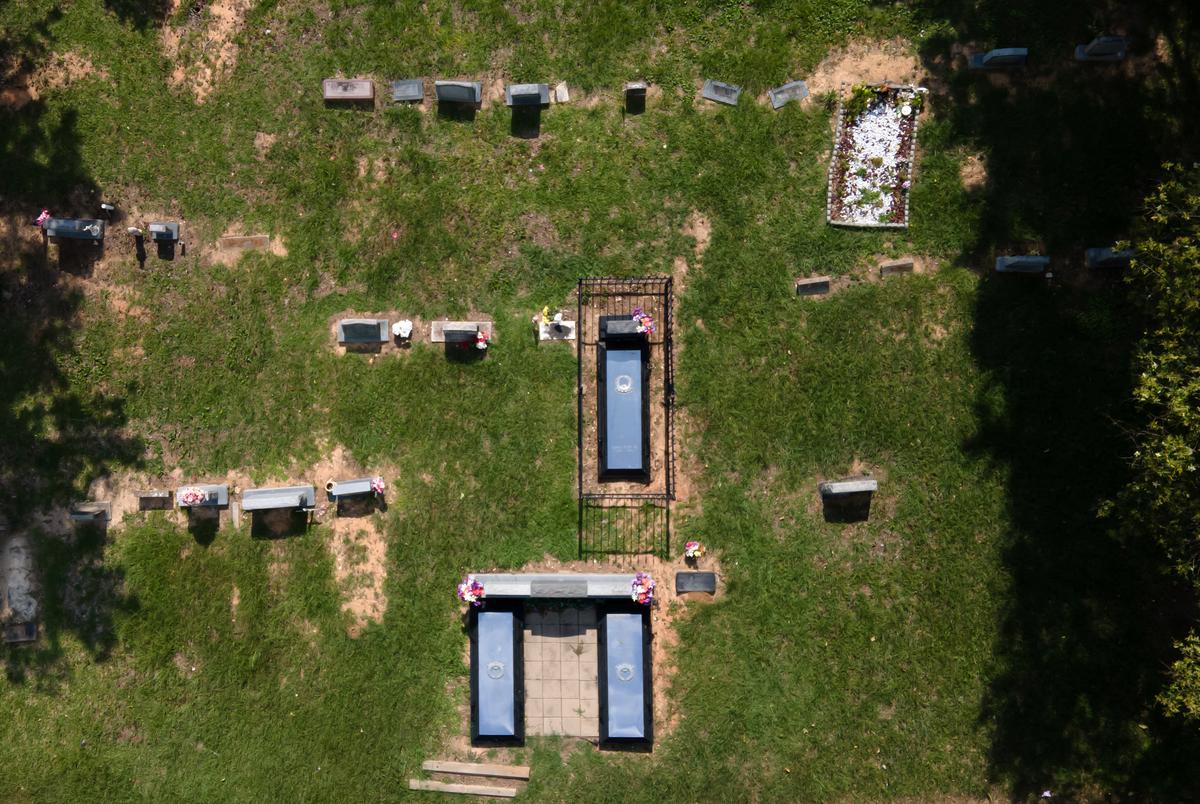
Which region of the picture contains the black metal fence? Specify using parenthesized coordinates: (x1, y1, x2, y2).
(576, 277, 675, 558)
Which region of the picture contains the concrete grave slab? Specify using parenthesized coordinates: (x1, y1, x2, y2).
(323, 79, 374, 101)
(995, 255, 1050, 274)
(429, 320, 494, 343)
(1085, 247, 1134, 269)
(538, 320, 577, 341)
(796, 276, 832, 296)
(675, 571, 717, 594)
(702, 79, 741, 106)
(1076, 36, 1128, 62)
(390, 79, 424, 102)
(880, 259, 915, 276)
(969, 48, 1029, 70)
(769, 79, 809, 109)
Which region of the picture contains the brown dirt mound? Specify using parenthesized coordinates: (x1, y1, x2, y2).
(161, 0, 252, 103)
(806, 39, 923, 97)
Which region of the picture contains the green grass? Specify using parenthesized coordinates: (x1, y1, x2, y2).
(3, 0, 1200, 800)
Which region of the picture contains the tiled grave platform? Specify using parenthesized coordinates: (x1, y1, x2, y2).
(523, 605, 599, 738)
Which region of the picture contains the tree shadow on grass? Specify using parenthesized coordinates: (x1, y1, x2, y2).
(911, 0, 1200, 795)
(0, 19, 144, 684)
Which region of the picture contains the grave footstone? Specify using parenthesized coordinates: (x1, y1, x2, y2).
(995, 255, 1050, 274)
(702, 79, 741, 106)
(675, 572, 717, 594)
(435, 80, 482, 105)
(138, 490, 173, 511)
(1085, 247, 1134, 269)
(390, 79, 424, 102)
(44, 218, 105, 242)
(1075, 36, 1128, 62)
(968, 48, 1029, 70)
(337, 318, 389, 346)
(624, 81, 647, 114)
(554, 82, 569, 103)
(768, 79, 809, 109)
(819, 478, 877, 523)
(323, 79, 374, 102)
(880, 259, 915, 277)
(796, 276, 832, 296)
(69, 501, 111, 523)
(505, 83, 550, 107)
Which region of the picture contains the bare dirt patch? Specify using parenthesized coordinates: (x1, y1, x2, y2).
(328, 517, 387, 637)
(253, 132, 278, 158)
(805, 39, 923, 97)
(959, 154, 987, 190)
(210, 225, 288, 266)
(32, 52, 108, 95)
(683, 210, 711, 257)
(161, 0, 253, 103)
(520, 212, 560, 249)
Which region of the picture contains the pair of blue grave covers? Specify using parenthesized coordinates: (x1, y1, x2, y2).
(470, 602, 652, 747)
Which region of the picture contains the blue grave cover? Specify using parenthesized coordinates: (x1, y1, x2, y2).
(471, 605, 524, 745)
(600, 608, 652, 745)
(604, 349, 645, 472)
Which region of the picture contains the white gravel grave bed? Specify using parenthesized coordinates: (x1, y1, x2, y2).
(827, 85, 926, 229)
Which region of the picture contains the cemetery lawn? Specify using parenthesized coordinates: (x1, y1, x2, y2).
(4, 0, 1200, 801)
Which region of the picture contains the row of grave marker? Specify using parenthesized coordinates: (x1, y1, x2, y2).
(795, 249, 1134, 296)
(969, 36, 1130, 70)
(69, 477, 385, 525)
(323, 77, 809, 111)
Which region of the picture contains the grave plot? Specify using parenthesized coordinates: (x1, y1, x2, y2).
(576, 278, 675, 558)
(827, 84, 925, 229)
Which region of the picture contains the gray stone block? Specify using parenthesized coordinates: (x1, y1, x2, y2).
(968, 48, 1029, 70)
(1085, 247, 1134, 269)
(138, 490, 173, 511)
(69, 501, 111, 522)
(390, 79, 424, 102)
(995, 255, 1050, 274)
(819, 479, 877, 523)
(148, 222, 179, 242)
(530, 579, 589, 598)
(796, 276, 832, 296)
(242, 485, 317, 512)
(702, 79, 741, 106)
(769, 79, 809, 109)
(337, 318, 389, 344)
(505, 83, 550, 107)
(44, 218, 104, 241)
(675, 572, 716, 594)
(323, 79, 374, 101)
(1076, 36, 1127, 62)
(435, 80, 482, 104)
(880, 259, 915, 276)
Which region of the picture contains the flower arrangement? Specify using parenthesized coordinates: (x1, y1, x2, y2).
(631, 307, 656, 335)
(631, 572, 656, 605)
(684, 540, 706, 560)
(370, 476, 386, 495)
(457, 574, 485, 606)
(539, 305, 552, 325)
(475, 329, 490, 350)
(177, 486, 207, 507)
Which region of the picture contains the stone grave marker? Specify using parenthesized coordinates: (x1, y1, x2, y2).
(995, 255, 1050, 274)
(624, 81, 647, 114)
(675, 572, 717, 594)
(505, 83, 550, 106)
(435, 80, 482, 105)
(969, 48, 1029, 70)
(796, 276, 832, 296)
(819, 478, 878, 523)
(1075, 36, 1128, 62)
(1085, 247, 1134, 269)
(880, 258, 915, 276)
(138, 490, 173, 511)
(702, 79, 741, 106)
(322, 79, 374, 102)
(769, 79, 809, 109)
(390, 79, 424, 102)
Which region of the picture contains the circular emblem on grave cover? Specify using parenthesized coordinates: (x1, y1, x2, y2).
(487, 661, 505, 679)
(615, 375, 633, 394)
(616, 662, 635, 682)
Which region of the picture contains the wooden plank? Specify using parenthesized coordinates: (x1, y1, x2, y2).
(422, 760, 530, 780)
(408, 779, 517, 798)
